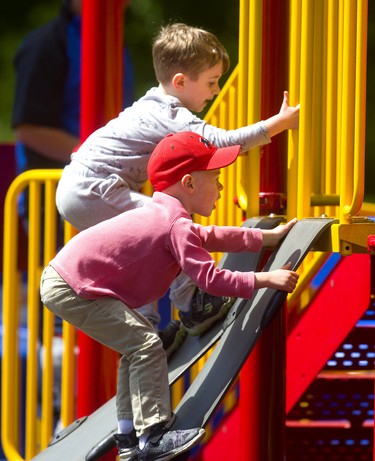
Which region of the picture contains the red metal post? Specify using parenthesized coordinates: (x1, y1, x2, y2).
(259, 1, 289, 195)
(239, 0, 289, 459)
(77, 0, 126, 421)
(80, 0, 125, 143)
(239, 310, 287, 460)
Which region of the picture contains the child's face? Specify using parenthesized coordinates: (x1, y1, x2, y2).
(189, 169, 224, 216)
(179, 62, 223, 113)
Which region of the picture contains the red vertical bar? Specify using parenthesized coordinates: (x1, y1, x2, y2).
(259, 0, 289, 194)
(239, 346, 262, 461)
(239, 308, 287, 461)
(77, 0, 125, 422)
(80, 0, 124, 143)
(239, 0, 289, 459)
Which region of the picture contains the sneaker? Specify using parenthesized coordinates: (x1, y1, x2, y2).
(179, 289, 235, 336)
(159, 320, 187, 358)
(134, 420, 205, 461)
(113, 430, 138, 460)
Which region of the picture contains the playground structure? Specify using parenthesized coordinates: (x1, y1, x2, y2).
(1, 0, 374, 460)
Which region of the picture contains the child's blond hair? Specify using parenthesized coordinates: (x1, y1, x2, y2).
(152, 23, 230, 84)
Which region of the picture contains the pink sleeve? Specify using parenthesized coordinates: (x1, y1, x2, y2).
(169, 219, 260, 299)
(193, 224, 263, 253)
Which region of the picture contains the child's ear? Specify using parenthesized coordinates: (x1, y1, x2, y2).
(172, 73, 185, 90)
(181, 174, 194, 192)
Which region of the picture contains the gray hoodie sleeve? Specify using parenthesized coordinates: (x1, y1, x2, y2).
(184, 113, 271, 153)
(146, 88, 272, 153)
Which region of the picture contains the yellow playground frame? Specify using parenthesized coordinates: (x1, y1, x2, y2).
(1, 1, 373, 460)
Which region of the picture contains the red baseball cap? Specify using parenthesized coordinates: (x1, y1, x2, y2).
(148, 131, 241, 192)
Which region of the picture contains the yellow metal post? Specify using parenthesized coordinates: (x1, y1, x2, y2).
(297, 0, 314, 219)
(25, 181, 42, 459)
(287, 0, 301, 220)
(245, 0, 262, 218)
(343, 0, 367, 219)
(325, 0, 339, 218)
(339, 1, 357, 223)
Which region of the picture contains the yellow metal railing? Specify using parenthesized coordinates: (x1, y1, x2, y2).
(288, 0, 368, 223)
(1, 170, 77, 460)
(199, 0, 368, 227)
(239, 0, 262, 217)
(286, 0, 368, 312)
(201, 66, 244, 229)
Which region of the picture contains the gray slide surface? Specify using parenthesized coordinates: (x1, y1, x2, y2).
(170, 218, 334, 430)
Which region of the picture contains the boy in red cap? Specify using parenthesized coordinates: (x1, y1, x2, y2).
(40, 131, 299, 460)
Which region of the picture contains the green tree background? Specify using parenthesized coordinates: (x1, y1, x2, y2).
(0, 0, 374, 199)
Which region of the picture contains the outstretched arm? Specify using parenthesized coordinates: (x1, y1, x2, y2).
(254, 262, 299, 293)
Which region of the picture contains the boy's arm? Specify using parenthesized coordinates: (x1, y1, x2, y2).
(261, 218, 297, 248)
(194, 223, 263, 253)
(263, 91, 300, 137)
(254, 263, 299, 293)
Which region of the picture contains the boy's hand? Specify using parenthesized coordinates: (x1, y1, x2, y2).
(262, 218, 297, 247)
(267, 266, 299, 293)
(254, 262, 299, 293)
(263, 91, 299, 138)
(279, 90, 300, 130)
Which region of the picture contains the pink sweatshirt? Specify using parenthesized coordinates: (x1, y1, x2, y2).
(51, 192, 263, 309)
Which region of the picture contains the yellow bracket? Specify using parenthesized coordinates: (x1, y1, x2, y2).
(325, 219, 375, 255)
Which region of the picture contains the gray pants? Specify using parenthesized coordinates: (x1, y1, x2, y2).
(40, 265, 171, 436)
